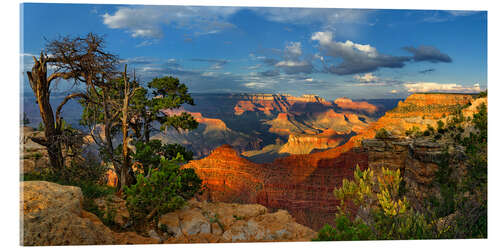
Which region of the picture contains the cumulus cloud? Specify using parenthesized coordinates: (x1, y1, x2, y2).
(284, 42, 302, 59)
(258, 42, 314, 75)
(274, 60, 314, 74)
(311, 31, 411, 75)
(404, 82, 481, 93)
(404, 46, 452, 63)
(102, 6, 239, 38)
(244, 82, 267, 89)
(353, 73, 379, 83)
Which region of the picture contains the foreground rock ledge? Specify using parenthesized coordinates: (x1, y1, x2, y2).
(158, 200, 317, 243)
(21, 181, 316, 245)
(21, 181, 158, 246)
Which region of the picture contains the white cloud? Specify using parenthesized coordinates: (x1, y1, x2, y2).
(311, 31, 410, 75)
(354, 73, 378, 83)
(285, 42, 302, 59)
(404, 82, 481, 93)
(275, 60, 309, 67)
(102, 6, 240, 38)
(244, 82, 267, 89)
(264, 42, 313, 75)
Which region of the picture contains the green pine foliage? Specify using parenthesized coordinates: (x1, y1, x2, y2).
(375, 128, 391, 139)
(125, 152, 202, 222)
(132, 139, 193, 177)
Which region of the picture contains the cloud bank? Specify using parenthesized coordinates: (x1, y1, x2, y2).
(404, 82, 480, 93)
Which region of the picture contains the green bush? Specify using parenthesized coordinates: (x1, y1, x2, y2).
(125, 155, 203, 222)
(313, 214, 373, 241)
(375, 128, 391, 139)
(316, 166, 436, 241)
(132, 139, 193, 176)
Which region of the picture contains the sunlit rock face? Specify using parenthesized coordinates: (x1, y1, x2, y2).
(184, 93, 476, 230)
(184, 143, 370, 230)
(21, 181, 159, 246)
(158, 199, 316, 243)
(232, 93, 332, 116)
(375, 93, 474, 135)
(334, 97, 378, 114)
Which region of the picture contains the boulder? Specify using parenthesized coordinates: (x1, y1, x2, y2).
(159, 199, 316, 243)
(21, 181, 159, 246)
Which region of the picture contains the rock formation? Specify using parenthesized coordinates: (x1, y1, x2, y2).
(232, 93, 332, 116)
(278, 133, 345, 154)
(155, 109, 261, 157)
(21, 181, 315, 245)
(375, 93, 474, 135)
(184, 93, 477, 230)
(158, 199, 316, 243)
(334, 97, 378, 114)
(21, 181, 159, 246)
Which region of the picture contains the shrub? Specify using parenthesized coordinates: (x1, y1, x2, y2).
(316, 166, 436, 241)
(125, 155, 203, 222)
(375, 128, 391, 139)
(477, 90, 487, 98)
(313, 214, 373, 241)
(132, 139, 193, 176)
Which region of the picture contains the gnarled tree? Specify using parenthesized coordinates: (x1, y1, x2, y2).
(26, 33, 118, 172)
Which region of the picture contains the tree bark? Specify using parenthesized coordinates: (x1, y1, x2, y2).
(26, 54, 64, 171)
(119, 65, 135, 191)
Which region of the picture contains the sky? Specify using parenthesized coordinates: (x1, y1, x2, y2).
(20, 3, 487, 100)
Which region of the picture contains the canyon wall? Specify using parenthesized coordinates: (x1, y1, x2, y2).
(184, 93, 475, 230)
(376, 93, 474, 135)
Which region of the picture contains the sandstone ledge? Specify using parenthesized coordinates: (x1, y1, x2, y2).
(158, 199, 317, 243)
(21, 181, 159, 246)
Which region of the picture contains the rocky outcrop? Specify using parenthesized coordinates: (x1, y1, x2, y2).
(278, 133, 345, 154)
(21, 181, 159, 246)
(361, 137, 467, 207)
(376, 93, 474, 135)
(20, 127, 50, 174)
(334, 97, 378, 114)
(232, 93, 331, 116)
(265, 113, 320, 136)
(158, 199, 316, 243)
(462, 97, 487, 118)
(155, 109, 261, 158)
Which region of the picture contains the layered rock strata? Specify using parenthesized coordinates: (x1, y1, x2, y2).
(185, 93, 475, 230)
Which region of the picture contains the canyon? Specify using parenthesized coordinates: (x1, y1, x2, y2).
(184, 93, 478, 230)
(20, 92, 483, 243)
(153, 93, 397, 160)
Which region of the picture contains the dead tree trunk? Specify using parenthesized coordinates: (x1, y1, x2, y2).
(26, 53, 64, 171)
(119, 65, 136, 191)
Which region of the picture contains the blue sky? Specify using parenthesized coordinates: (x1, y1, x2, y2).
(21, 3, 487, 100)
